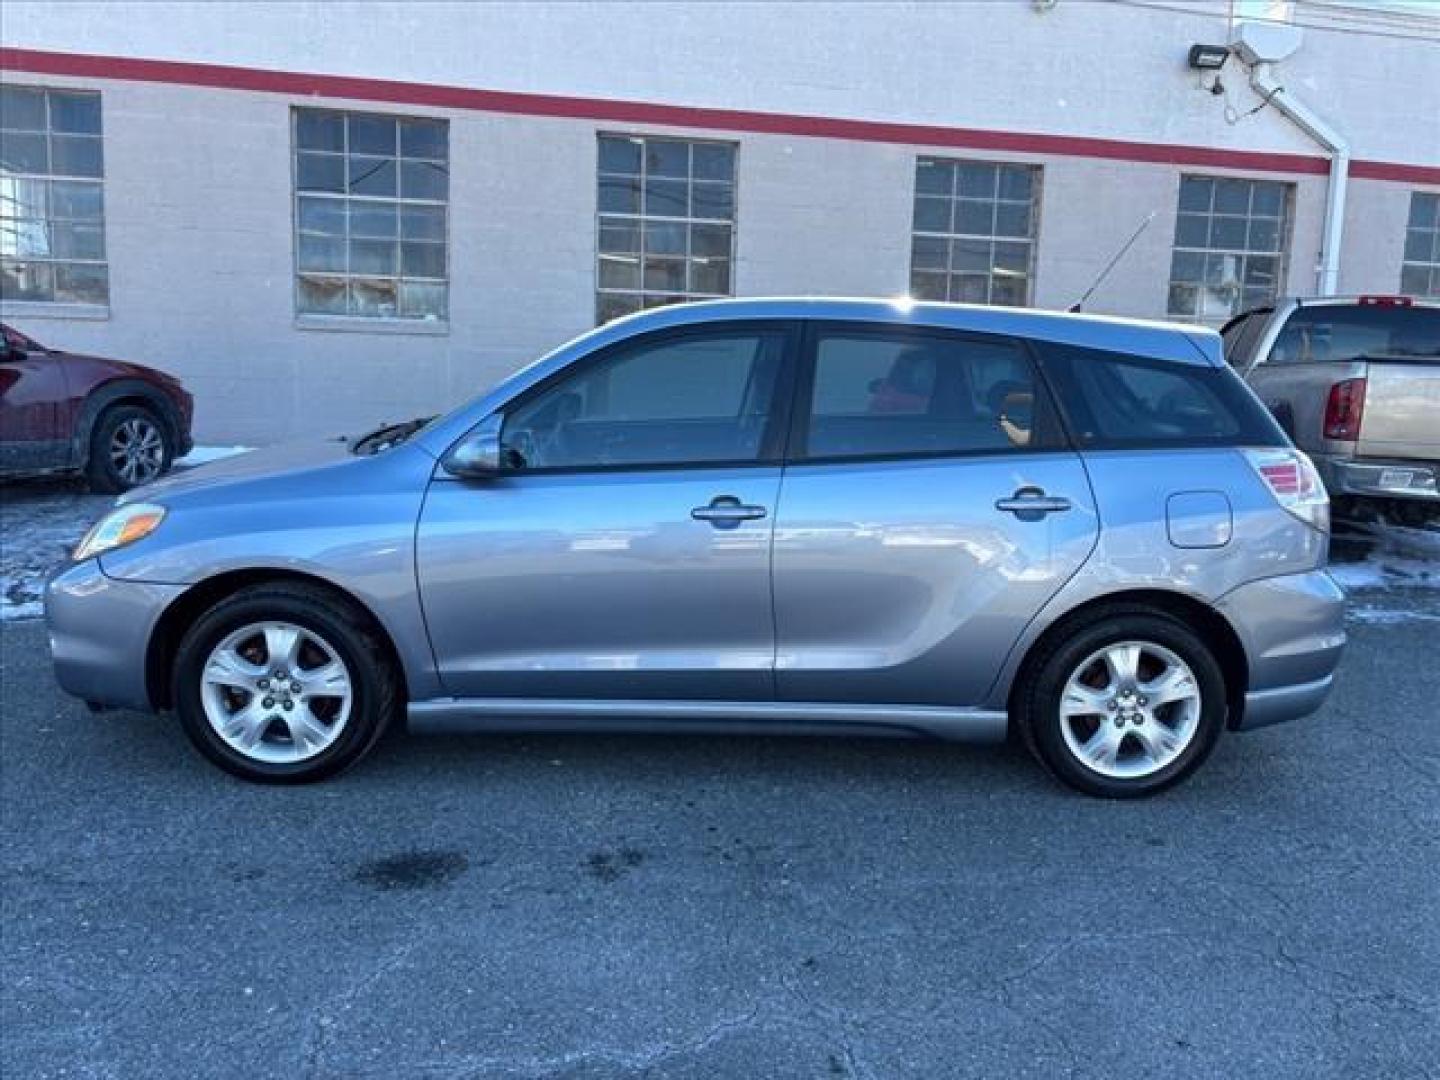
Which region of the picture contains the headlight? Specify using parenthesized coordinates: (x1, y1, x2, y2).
(73, 503, 167, 561)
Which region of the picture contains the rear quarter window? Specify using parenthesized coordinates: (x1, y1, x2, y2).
(1037, 342, 1287, 449)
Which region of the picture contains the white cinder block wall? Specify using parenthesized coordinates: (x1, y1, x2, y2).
(2, 1, 1437, 443)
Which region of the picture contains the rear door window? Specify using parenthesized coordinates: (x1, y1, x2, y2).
(1268, 304, 1439, 364)
(798, 328, 1061, 460)
(1037, 342, 1286, 448)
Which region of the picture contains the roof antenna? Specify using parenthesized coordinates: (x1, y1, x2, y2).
(1068, 210, 1158, 313)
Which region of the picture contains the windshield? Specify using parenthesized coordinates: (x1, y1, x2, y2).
(2, 324, 41, 353)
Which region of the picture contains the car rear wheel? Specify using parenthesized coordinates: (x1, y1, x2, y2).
(172, 583, 399, 783)
(87, 404, 173, 492)
(1015, 609, 1228, 798)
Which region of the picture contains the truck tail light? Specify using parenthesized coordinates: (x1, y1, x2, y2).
(1244, 448, 1329, 532)
(1323, 377, 1366, 440)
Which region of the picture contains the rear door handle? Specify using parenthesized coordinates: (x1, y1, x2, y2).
(691, 496, 768, 529)
(995, 486, 1072, 520)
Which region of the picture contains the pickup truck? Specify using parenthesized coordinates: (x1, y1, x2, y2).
(1222, 296, 1439, 525)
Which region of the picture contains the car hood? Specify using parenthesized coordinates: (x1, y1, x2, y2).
(121, 437, 359, 504)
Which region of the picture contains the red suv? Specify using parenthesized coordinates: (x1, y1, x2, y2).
(0, 323, 194, 492)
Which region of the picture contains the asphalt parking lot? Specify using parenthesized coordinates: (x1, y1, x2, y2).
(2, 576, 1438, 1078)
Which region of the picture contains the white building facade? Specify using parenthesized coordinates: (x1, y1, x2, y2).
(2, 0, 1438, 444)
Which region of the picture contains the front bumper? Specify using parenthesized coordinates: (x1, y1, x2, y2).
(45, 559, 184, 712)
(1317, 455, 1438, 503)
(1217, 568, 1347, 731)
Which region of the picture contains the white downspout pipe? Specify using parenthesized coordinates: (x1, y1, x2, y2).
(1247, 61, 1350, 296)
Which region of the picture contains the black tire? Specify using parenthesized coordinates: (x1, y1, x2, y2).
(1014, 606, 1228, 798)
(86, 403, 175, 493)
(171, 583, 399, 783)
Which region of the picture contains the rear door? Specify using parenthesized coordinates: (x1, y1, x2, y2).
(771, 323, 1098, 707)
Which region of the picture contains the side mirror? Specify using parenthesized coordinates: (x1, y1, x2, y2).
(442, 414, 505, 479)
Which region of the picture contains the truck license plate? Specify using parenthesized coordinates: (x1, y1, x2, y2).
(1379, 468, 1415, 490)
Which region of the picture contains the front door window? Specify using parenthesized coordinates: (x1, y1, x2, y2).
(501, 329, 789, 471)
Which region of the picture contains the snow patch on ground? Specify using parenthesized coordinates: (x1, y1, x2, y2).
(176, 445, 251, 466)
(1329, 557, 1440, 594)
(0, 590, 42, 621)
(1, 484, 113, 621)
(1338, 518, 1440, 561)
(1347, 605, 1440, 625)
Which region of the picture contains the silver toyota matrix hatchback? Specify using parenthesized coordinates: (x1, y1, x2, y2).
(47, 299, 1345, 797)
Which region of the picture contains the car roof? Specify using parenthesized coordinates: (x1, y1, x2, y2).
(597, 297, 1221, 366)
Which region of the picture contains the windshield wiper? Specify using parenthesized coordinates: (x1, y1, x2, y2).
(350, 416, 435, 456)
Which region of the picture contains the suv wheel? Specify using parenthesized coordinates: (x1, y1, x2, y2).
(172, 583, 399, 783)
(87, 404, 173, 492)
(1016, 609, 1228, 798)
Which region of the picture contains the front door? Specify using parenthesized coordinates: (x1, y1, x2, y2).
(773, 324, 1099, 706)
(0, 326, 71, 473)
(417, 322, 798, 701)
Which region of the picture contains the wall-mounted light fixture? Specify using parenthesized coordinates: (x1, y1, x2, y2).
(1188, 43, 1231, 70)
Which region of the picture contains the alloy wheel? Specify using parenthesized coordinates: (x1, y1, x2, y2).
(1057, 640, 1202, 780)
(199, 621, 353, 764)
(109, 417, 166, 485)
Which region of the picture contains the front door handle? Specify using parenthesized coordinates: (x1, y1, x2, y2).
(691, 496, 768, 529)
(995, 486, 1072, 521)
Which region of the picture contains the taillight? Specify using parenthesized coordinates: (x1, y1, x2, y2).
(1323, 377, 1366, 440)
(1244, 448, 1329, 532)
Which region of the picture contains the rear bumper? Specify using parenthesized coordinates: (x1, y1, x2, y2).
(1240, 675, 1336, 732)
(45, 559, 183, 712)
(1217, 569, 1347, 731)
(1317, 455, 1438, 502)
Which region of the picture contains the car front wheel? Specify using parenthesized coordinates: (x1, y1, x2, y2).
(172, 583, 399, 783)
(87, 404, 173, 492)
(1016, 608, 1228, 798)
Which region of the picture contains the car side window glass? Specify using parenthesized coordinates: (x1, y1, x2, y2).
(501, 330, 786, 470)
(804, 332, 1044, 460)
(1038, 341, 1286, 447)
(1221, 310, 1269, 369)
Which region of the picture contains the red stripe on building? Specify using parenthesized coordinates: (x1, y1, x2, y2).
(4, 46, 1438, 185)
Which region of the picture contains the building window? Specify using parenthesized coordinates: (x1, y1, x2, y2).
(1168, 175, 1291, 322)
(1401, 192, 1439, 298)
(909, 158, 1039, 307)
(292, 108, 448, 321)
(0, 86, 107, 306)
(595, 134, 736, 325)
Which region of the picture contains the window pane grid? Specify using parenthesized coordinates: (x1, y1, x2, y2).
(1168, 175, 1292, 322)
(1401, 192, 1440, 299)
(292, 107, 449, 320)
(1, 86, 108, 305)
(909, 157, 1039, 308)
(596, 134, 737, 324)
